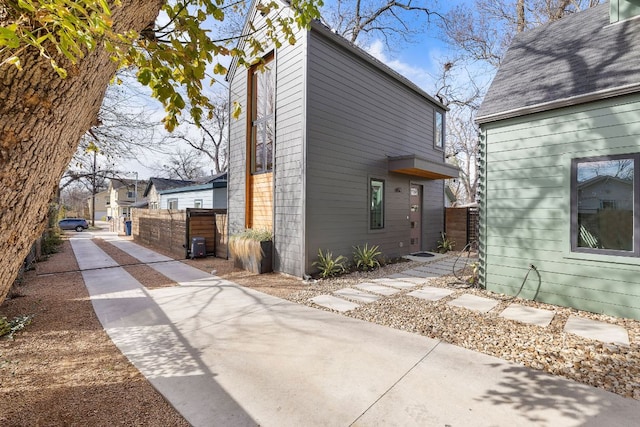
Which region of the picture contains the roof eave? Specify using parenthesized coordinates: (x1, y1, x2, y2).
(476, 82, 640, 125)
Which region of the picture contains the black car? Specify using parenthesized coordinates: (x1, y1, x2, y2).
(58, 218, 89, 232)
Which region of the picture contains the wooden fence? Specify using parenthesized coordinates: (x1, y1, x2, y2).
(445, 207, 479, 250)
(132, 208, 228, 259)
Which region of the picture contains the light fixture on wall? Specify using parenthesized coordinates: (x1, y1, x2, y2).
(395, 187, 403, 193)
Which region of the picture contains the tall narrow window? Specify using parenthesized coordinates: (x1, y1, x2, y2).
(370, 179, 385, 229)
(434, 110, 444, 149)
(571, 155, 637, 255)
(250, 54, 275, 173)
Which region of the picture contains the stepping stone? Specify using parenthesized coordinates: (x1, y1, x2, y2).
(371, 278, 417, 289)
(408, 287, 455, 301)
(448, 294, 499, 313)
(415, 265, 452, 273)
(564, 316, 629, 346)
(386, 274, 429, 285)
(355, 283, 401, 296)
(309, 295, 360, 312)
(499, 304, 555, 327)
(401, 270, 441, 279)
(334, 288, 381, 303)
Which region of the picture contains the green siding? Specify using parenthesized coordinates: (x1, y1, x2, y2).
(480, 93, 640, 320)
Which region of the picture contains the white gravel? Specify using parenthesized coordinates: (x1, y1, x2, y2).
(286, 255, 640, 400)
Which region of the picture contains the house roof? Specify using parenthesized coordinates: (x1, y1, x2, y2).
(143, 177, 196, 197)
(226, 0, 447, 111)
(477, 3, 640, 124)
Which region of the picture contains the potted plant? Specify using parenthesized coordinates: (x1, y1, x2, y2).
(229, 229, 273, 274)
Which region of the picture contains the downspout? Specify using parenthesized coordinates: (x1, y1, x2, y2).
(301, 27, 309, 278)
(477, 128, 488, 288)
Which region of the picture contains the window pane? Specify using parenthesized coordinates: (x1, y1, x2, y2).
(435, 111, 443, 148)
(576, 158, 634, 251)
(370, 179, 384, 229)
(255, 67, 274, 120)
(254, 123, 265, 173)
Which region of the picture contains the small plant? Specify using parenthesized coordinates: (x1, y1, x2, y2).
(353, 244, 382, 271)
(312, 249, 347, 278)
(437, 232, 455, 253)
(0, 315, 33, 340)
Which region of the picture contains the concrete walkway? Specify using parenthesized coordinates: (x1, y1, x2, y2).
(69, 232, 640, 426)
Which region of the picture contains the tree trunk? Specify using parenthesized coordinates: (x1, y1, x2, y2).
(0, 0, 163, 304)
(516, 0, 525, 33)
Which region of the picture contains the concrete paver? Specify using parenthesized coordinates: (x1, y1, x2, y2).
(386, 273, 429, 284)
(334, 288, 381, 303)
(355, 282, 402, 296)
(408, 287, 455, 301)
(564, 315, 630, 346)
(500, 304, 556, 327)
(309, 295, 360, 312)
(370, 278, 418, 289)
(401, 269, 441, 278)
(448, 294, 500, 313)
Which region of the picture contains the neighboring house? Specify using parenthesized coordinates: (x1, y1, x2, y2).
(86, 189, 110, 221)
(143, 177, 196, 209)
(476, 1, 640, 319)
(158, 173, 228, 210)
(106, 178, 147, 219)
(227, 1, 458, 277)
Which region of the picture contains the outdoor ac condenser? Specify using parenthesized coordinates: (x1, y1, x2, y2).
(190, 237, 206, 259)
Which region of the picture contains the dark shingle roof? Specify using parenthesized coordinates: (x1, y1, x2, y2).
(477, 3, 640, 123)
(143, 177, 195, 197)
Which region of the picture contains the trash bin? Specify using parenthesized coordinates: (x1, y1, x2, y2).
(125, 220, 132, 236)
(191, 237, 206, 258)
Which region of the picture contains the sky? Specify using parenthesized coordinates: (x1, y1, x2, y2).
(119, 0, 486, 180)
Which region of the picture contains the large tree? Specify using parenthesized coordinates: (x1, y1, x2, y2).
(0, 0, 321, 303)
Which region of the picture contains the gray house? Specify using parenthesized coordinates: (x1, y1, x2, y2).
(476, 0, 640, 319)
(227, 0, 458, 277)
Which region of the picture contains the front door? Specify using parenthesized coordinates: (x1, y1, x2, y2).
(410, 184, 422, 253)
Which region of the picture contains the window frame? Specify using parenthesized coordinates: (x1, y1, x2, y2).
(369, 178, 385, 230)
(434, 110, 445, 150)
(249, 52, 275, 175)
(167, 198, 179, 210)
(194, 199, 203, 208)
(570, 153, 639, 257)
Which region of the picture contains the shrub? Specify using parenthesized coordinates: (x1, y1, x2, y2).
(0, 315, 33, 340)
(353, 244, 382, 271)
(312, 249, 347, 278)
(437, 232, 455, 253)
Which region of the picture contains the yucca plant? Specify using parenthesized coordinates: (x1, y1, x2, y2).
(353, 244, 382, 271)
(437, 232, 455, 253)
(312, 249, 347, 278)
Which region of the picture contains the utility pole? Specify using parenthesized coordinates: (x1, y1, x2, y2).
(91, 148, 97, 227)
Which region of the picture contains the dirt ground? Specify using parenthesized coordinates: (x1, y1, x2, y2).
(0, 235, 308, 426)
(0, 239, 190, 427)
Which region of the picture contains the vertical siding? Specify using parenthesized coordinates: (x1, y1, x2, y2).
(227, 5, 306, 276)
(272, 29, 306, 277)
(304, 30, 445, 273)
(481, 93, 640, 319)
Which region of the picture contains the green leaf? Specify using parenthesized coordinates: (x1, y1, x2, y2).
(0, 26, 21, 48)
(51, 60, 67, 79)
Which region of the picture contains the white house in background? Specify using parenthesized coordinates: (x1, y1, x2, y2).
(159, 173, 228, 210)
(143, 177, 196, 209)
(87, 189, 110, 221)
(106, 178, 147, 219)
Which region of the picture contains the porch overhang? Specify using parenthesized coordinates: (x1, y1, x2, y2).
(388, 155, 459, 180)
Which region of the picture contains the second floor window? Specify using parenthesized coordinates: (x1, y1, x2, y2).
(434, 110, 444, 149)
(250, 53, 274, 174)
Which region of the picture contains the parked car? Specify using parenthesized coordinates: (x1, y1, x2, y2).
(58, 218, 89, 232)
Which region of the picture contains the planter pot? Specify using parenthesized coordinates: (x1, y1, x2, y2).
(233, 240, 273, 274)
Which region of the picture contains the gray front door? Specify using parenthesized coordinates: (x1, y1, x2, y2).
(410, 184, 422, 253)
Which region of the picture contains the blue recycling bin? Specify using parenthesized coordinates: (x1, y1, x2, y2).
(125, 220, 132, 236)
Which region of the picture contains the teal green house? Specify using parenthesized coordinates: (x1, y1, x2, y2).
(476, 0, 640, 320)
